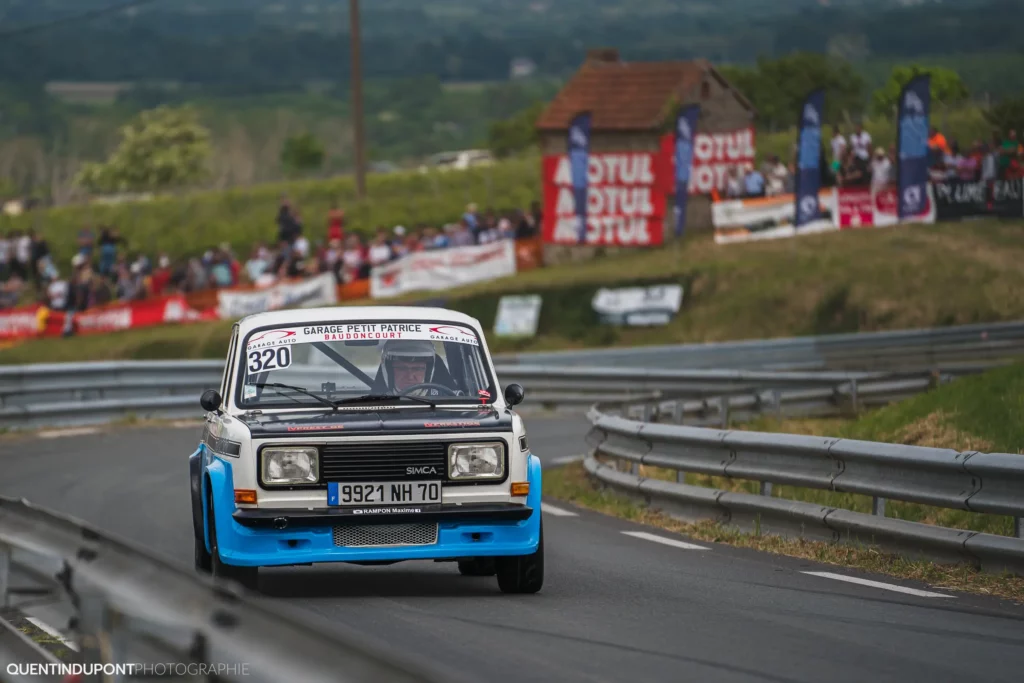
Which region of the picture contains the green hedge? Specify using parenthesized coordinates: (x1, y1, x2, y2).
(0, 156, 540, 266)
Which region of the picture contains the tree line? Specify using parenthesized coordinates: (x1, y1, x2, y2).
(0, 0, 1021, 92)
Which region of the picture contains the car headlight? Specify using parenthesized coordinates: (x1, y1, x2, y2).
(261, 447, 319, 486)
(448, 442, 505, 480)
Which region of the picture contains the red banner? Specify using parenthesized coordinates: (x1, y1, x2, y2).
(835, 184, 937, 228)
(660, 127, 757, 195)
(836, 188, 874, 229)
(542, 126, 757, 247)
(541, 152, 668, 247)
(0, 295, 217, 340)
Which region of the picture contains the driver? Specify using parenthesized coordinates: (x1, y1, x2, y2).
(381, 339, 451, 396)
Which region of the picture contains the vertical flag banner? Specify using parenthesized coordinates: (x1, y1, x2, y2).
(674, 104, 700, 238)
(795, 89, 825, 228)
(897, 75, 931, 220)
(568, 112, 592, 244)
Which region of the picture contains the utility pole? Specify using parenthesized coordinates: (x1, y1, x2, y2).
(349, 0, 366, 199)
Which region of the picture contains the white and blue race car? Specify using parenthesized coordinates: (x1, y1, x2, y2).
(189, 306, 542, 593)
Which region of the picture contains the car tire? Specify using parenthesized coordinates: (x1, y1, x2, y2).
(207, 491, 259, 591)
(194, 534, 212, 573)
(495, 523, 543, 594)
(457, 558, 496, 577)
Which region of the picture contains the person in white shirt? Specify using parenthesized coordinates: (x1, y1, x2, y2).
(830, 126, 848, 166)
(870, 147, 892, 192)
(367, 231, 393, 267)
(47, 276, 69, 311)
(850, 124, 872, 162)
(0, 233, 10, 279)
(14, 231, 31, 279)
(766, 155, 789, 196)
(726, 165, 744, 198)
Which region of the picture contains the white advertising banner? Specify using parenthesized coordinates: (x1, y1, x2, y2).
(370, 240, 517, 299)
(712, 189, 837, 245)
(592, 284, 684, 326)
(494, 295, 542, 337)
(217, 272, 338, 320)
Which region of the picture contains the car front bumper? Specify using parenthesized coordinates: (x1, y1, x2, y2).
(205, 454, 542, 568)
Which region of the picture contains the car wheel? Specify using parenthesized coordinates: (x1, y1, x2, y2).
(194, 533, 212, 573)
(207, 490, 259, 591)
(457, 558, 496, 577)
(495, 522, 543, 594)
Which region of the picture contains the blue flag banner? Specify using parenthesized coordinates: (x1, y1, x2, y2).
(897, 75, 931, 220)
(795, 89, 825, 228)
(568, 112, 592, 244)
(674, 105, 700, 238)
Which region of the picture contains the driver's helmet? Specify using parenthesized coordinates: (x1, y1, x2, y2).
(381, 339, 436, 393)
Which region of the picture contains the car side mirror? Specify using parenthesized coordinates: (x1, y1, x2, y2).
(504, 383, 525, 407)
(200, 389, 222, 413)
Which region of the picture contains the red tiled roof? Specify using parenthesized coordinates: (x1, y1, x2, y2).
(536, 57, 734, 131)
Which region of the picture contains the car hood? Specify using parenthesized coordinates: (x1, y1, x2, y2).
(239, 406, 513, 437)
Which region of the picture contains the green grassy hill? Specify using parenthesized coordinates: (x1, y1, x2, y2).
(3, 219, 1024, 364)
(0, 157, 539, 266)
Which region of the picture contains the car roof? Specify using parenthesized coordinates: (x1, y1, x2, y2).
(235, 306, 483, 336)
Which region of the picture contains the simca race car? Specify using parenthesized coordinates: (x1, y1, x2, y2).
(189, 306, 543, 593)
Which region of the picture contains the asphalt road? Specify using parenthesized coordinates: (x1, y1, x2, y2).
(3, 417, 1024, 683)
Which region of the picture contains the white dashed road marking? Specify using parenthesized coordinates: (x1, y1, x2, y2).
(802, 571, 954, 598)
(621, 531, 708, 550)
(541, 503, 579, 517)
(37, 427, 100, 439)
(26, 617, 79, 651)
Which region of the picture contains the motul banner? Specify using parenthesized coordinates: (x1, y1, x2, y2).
(541, 151, 667, 247)
(217, 272, 337, 320)
(660, 127, 757, 195)
(370, 240, 517, 299)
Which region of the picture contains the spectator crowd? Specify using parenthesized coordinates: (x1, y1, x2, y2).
(0, 198, 543, 316)
(718, 124, 1024, 202)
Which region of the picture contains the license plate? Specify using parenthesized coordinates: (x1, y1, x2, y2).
(328, 481, 442, 506)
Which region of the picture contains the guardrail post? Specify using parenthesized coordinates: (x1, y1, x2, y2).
(0, 546, 9, 608)
(849, 378, 859, 413)
(1015, 516, 1023, 539)
(718, 397, 730, 428)
(676, 469, 685, 484)
(77, 591, 110, 683)
(759, 481, 772, 497)
(872, 496, 887, 517)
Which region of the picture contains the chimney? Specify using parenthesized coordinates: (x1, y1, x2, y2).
(585, 48, 620, 64)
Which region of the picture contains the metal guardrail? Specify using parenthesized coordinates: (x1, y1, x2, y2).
(0, 359, 1002, 429)
(584, 405, 1024, 574)
(495, 320, 1024, 370)
(0, 496, 441, 683)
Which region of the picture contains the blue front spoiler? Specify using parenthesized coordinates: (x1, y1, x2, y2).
(203, 454, 542, 567)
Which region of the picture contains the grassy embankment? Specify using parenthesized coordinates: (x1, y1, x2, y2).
(546, 362, 1024, 600)
(3, 218, 1024, 364)
(0, 157, 540, 267)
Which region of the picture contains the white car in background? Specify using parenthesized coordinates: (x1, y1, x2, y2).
(419, 149, 495, 173)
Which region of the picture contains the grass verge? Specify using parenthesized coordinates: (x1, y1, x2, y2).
(544, 461, 1024, 602)
(5, 219, 1024, 364)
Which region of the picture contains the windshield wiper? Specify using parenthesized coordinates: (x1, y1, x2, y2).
(252, 382, 338, 410)
(333, 394, 437, 409)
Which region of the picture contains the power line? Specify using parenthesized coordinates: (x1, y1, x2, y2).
(0, 0, 167, 39)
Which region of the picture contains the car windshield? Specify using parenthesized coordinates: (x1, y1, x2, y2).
(235, 320, 497, 408)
